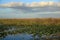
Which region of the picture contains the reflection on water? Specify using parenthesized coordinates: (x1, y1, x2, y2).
(0, 33, 37, 40)
(0, 25, 60, 40)
(0, 33, 60, 40)
(3, 34, 34, 40)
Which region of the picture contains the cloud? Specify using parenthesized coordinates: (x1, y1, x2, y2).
(0, 2, 60, 18)
(0, 2, 60, 13)
(56, 2, 60, 7)
(0, 2, 60, 7)
(0, 2, 24, 7)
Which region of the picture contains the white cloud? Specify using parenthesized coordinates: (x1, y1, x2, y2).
(0, 2, 60, 13)
(0, 2, 60, 7)
(0, 2, 24, 7)
(56, 2, 60, 7)
(0, 2, 60, 18)
(48, 1, 55, 6)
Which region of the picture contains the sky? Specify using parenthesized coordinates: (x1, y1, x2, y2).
(0, 0, 59, 4)
(0, 0, 60, 18)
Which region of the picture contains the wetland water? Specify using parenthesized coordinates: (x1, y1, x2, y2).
(0, 33, 60, 40)
(0, 26, 60, 40)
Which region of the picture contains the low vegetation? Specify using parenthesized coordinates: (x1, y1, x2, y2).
(0, 18, 60, 37)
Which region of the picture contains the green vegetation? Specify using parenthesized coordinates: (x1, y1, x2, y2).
(0, 24, 60, 35)
(0, 18, 60, 37)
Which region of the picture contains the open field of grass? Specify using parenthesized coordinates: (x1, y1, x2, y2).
(0, 18, 60, 40)
(0, 18, 60, 25)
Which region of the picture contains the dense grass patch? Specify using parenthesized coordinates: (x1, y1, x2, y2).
(0, 18, 60, 36)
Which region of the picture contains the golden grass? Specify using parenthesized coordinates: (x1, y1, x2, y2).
(0, 18, 60, 25)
